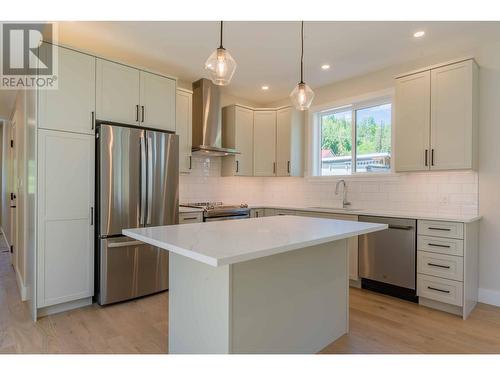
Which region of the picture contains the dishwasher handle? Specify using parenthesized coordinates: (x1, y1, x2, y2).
(388, 224, 414, 230)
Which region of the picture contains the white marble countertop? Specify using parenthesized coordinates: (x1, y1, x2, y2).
(123, 216, 387, 267)
(249, 204, 481, 223)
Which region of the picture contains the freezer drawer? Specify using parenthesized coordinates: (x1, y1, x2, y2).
(99, 237, 168, 305)
(359, 216, 416, 290)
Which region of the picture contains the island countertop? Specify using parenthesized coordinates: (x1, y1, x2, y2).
(123, 215, 387, 267)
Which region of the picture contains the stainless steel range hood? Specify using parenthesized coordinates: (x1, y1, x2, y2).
(191, 78, 238, 156)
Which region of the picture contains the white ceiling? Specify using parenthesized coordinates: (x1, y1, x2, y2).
(1, 21, 500, 118)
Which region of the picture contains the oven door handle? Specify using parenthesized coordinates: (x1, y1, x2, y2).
(204, 214, 250, 222)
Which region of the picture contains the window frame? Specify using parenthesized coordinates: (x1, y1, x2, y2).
(310, 90, 395, 178)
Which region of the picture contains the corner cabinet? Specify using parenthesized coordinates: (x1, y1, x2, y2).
(276, 107, 304, 176)
(222, 105, 254, 176)
(253, 111, 277, 176)
(38, 44, 96, 135)
(37, 130, 94, 308)
(395, 59, 478, 172)
(96, 58, 176, 131)
(176, 89, 193, 173)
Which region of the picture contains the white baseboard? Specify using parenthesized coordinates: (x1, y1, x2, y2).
(478, 288, 500, 307)
(15, 267, 28, 301)
(37, 297, 93, 318)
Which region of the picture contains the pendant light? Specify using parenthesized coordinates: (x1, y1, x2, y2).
(290, 21, 314, 110)
(204, 21, 237, 86)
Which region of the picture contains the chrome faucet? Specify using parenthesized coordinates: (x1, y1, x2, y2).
(335, 179, 351, 209)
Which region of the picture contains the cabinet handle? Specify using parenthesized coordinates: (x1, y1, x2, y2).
(427, 263, 451, 269)
(273, 162, 276, 175)
(256, 211, 259, 218)
(427, 286, 450, 294)
(182, 216, 198, 221)
(91, 111, 95, 130)
(236, 160, 239, 173)
(431, 149, 435, 166)
(90, 207, 94, 226)
(428, 227, 451, 231)
(428, 243, 451, 248)
(141, 105, 145, 122)
(136, 105, 139, 122)
(189, 156, 192, 170)
(287, 161, 290, 174)
(424, 149, 428, 167)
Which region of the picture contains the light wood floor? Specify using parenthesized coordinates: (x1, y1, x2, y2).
(1, 250, 500, 354)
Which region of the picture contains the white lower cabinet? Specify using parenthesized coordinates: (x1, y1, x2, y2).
(250, 209, 265, 218)
(416, 219, 479, 319)
(37, 130, 94, 308)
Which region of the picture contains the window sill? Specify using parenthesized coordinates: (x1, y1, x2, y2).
(305, 172, 402, 182)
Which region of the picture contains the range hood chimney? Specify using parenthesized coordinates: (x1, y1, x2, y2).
(191, 78, 238, 156)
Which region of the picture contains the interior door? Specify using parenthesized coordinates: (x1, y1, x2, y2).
(253, 111, 276, 176)
(145, 131, 179, 227)
(9, 120, 17, 267)
(140, 71, 176, 131)
(394, 71, 431, 172)
(99, 125, 144, 236)
(96, 59, 140, 125)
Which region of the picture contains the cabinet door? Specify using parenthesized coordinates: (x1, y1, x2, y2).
(96, 59, 140, 125)
(38, 44, 96, 134)
(253, 111, 276, 176)
(276, 108, 292, 176)
(140, 71, 176, 131)
(395, 71, 431, 172)
(430, 61, 474, 170)
(176, 90, 192, 173)
(235, 106, 254, 176)
(37, 130, 94, 307)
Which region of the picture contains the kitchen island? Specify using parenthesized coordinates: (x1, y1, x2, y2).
(123, 215, 387, 354)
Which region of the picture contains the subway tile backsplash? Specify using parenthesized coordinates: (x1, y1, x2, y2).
(180, 157, 478, 216)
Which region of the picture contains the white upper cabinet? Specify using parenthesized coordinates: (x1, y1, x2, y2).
(395, 71, 431, 172)
(176, 89, 193, 173)
(395, 59, 478, 172)
(140, 71, 176, 131)
(38, 44, 96, 134)
(253, 111, 277, 176)
(37, 130, 94, 308)
(430, 60, 477, 170)
(276, 107, 303, 176)
(96, 59, 140, 125)
(222, 105, 254, 176)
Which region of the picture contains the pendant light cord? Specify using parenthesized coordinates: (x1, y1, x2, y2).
(219, 21, 224, 49)
(300, 21, 304, 84)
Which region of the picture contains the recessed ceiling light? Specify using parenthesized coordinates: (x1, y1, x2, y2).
(413, 31, 425, 38)
(321, 64, 331, 70)
(261, 85, 269, 90)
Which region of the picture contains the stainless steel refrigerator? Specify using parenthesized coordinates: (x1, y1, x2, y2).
(96, 123, 179, 305)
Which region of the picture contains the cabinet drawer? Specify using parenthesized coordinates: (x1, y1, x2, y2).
(179, 212, 203, 224)
(417, 235, 464, 256)
(417, 220, 464, 239)
(417, 251, 463, 281)
(251, 209, 265, 218)
(417, 274, 463, 306)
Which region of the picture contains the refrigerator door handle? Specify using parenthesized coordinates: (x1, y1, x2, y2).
(146, 134, 153, 225)
(140, 135, 147, 226)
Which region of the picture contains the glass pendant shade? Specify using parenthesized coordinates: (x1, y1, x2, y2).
(204, 47, 237, 86)
(290, 82, 314, 111)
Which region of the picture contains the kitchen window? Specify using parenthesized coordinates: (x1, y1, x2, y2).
(318, 98, 392, 176)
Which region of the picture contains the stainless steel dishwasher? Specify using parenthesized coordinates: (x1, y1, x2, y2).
(358, 216, 417, 302)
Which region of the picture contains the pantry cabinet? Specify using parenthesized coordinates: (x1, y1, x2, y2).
(222, 105, 254, 176)
(253, 111, 277, 176)
(276, 107, 304, 176)
(38, 44, 96, 135)
(96, 58, 176, 130)
(176, 89, 193, 173)
(395, 59, 478, 172)
(37, 130, 94, 308)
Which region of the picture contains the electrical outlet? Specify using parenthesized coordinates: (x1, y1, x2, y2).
(439, 195, 449, 205)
